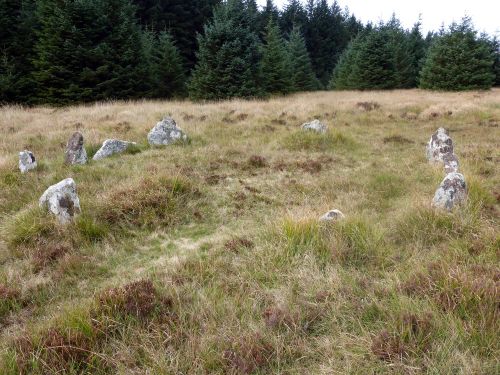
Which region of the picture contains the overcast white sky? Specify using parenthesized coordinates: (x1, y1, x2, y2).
(258, 0, 499, 35)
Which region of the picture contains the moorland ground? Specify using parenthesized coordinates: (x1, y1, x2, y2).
(0, 89, 499, 374)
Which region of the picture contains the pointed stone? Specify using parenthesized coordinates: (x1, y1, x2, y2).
(65, 132, 88, 165)
(426, 127, 454, 163)
(148, 117, 188, 146)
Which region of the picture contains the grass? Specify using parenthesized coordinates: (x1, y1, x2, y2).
(0, 89, 498, 374)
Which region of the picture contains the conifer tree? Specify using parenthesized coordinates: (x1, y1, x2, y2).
(132, 0, 220, 71)
(279, 0, 308, 36)
(151, 31, 186, 98)
(188, 0, 262, 100)
(33, 0, 147, 104)
(0, 0, 37, 103)
(329, 34, 363, 89)
(259, 20, 292, 94)
(385, 16, 415, 88)
(287, 26, 319, 91)
(420, 17, 494, 90)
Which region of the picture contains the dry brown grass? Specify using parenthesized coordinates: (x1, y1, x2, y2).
(0, 89, 499, 374)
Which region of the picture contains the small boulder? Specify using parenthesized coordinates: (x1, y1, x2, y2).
(39, 178, 81, 224)
(148, 117, 188, 146)
(93, 139, 136, 160)
(19, 150, 37, 173)
(443, 153, 459, 173)
(426, 128, 453, 163)
(65, 132, 88, 165)
(432, 172, 467, 211)
(319, 209, 345, 222)
(302, 119, 327, 134)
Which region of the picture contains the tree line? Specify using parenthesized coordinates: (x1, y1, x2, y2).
(0, 0, 498, 105)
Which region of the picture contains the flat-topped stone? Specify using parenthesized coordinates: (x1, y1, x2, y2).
(432, 172, 467, 211)
(301, 119, 327, 133)
(319, 209, 345, 222)
(93, 139, 136, 160)
(19, 150, 37, 173)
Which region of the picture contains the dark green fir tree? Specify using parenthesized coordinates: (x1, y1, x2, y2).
(188, 0, 262, 100)
(287, 26, 319, 91)
(259, 20, 292, 94)
(419, 17, 494, 90)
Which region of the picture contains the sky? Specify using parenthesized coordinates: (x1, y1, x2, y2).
(258, 0, 499, 36)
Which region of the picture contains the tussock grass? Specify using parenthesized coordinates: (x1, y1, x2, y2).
(0, 89, 498, 373)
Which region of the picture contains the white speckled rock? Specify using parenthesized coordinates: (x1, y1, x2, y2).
(65, 132, 88, 165)
(93, 139, 136, 160)
(148, 117, 188, 146)
(301, 119, 327, 133)
(443, 153, 459, 173)
(19, 150, 37, 173)
(39, 178, 81, 224)
(319, 209, 345, 222)
(426, 128, 454, 163)
(432, 172, 467, 211)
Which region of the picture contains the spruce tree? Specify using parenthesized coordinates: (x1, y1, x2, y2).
(259, 20, 292, 94)
(329, 34, 363, 89)
(385, 15, 415, 88)
(279, 0, 308, 36)
(33, 0, 147, 104)
(151, 31, 186, 98)
(188, 0, 262, 100)
(0, 0, 37, 103)
(420, 17, 494, 90)
(132, 0, 220, 71)
(287, 26, 319, 91)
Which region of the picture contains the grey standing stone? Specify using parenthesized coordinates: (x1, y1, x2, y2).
(319, 209, 345, 222)
(443, 153, 459, 173)
(65, 132, 88, 165)
(148, 117, 188, 146)
(19, 150, 37, 173)
(432, 172, 467, 211)
(93, 139, 136, 160)
(39, 178, 81, 224)
(301, 119, 327, 133)
(426, 127, 454, 163)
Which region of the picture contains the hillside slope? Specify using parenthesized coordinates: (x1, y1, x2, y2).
(0, 90, 499, 374)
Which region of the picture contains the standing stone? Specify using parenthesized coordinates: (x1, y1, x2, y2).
(426, 128, 454, 163)
(301, 119, 327, 133)
(93, 139, 137, 161)
(148, 117, 188, 146)
(39, 178, 81, 224)
(443, 153, 459, 173)
(432, 172, 467, 211)
(19, 150, 37, 173)
(65, 132, 88, 165)
(319, 209, 345, 222)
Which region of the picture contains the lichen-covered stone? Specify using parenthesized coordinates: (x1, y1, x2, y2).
(65, 132, 88, 165)
(426, 127, 453, 163)
(443, 153, 459, 173)
(319, 209, 345, 222)
(301, 119, 327, 133)
(432, 172, 467, 211)
(148, 117, 188, 146)
(39, 178, 81, 224)
(93, 139, 136, 160)
(19, 150, 37, 173)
